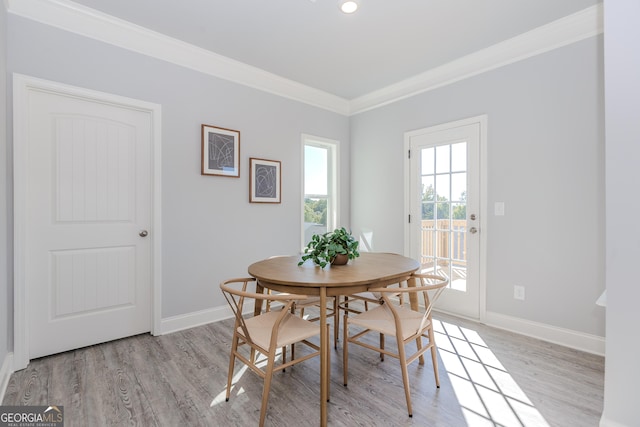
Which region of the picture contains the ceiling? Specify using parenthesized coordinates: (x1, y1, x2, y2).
(67, 0, 599, 100)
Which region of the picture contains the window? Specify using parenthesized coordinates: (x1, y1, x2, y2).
(302, 135, 338, 248)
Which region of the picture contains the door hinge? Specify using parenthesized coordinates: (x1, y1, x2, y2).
(408, 214, 411, 223)
(408, 149, 411, 159)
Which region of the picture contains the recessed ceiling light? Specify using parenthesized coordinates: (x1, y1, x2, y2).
(340, 1, 359, 14)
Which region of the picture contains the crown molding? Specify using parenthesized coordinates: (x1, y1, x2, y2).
(6, 0, 350, 115)
(349, 3, 603, 115)
(7, 1, 602, 117)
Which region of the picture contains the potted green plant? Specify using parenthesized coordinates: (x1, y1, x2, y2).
(299, 227, 360, 268)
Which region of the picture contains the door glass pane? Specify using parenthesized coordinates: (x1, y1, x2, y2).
(421, 176, 434, 196)
(451, 142, 467, 172)
(420, 143, 468, 292)
(422, 201, 434, 220)
(435, 202, 450, 222)
(435, 145, 450, 173)
(452, 202, 466, 221)
(435, 231, 451, 258)
(435, 174, 450, 201)
(421, 147, 434, 175)
(421, 176, 434, 220)
(451, 172, 466, 202)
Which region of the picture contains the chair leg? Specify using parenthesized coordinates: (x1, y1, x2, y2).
(226, 334, 239, 401)
(282, 345, 287, 372)
(343, 313, 349, 387)
(396, 337, 413, 417)
(428, 328, 440, 388)
(339, 295, 348, 344)
(260, 353, 277, 427)
(333, 297, 339, 349)
(379, 333, 385, 361)
(326, 323, 331, 401)
(290, 305, 301, 361)
(416, 336, 424, 365)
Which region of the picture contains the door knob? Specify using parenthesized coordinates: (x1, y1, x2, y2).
(139, 230, 149, 237)
(469, 227, 478, 234)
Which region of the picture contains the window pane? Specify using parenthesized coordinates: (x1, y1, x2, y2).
(304, 197, 328, 244)
(305, 145, 327, 195)
(304, 198, 327, 226)
(303, 136, 338, 250)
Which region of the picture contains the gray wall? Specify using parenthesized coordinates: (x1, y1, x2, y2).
(5, 15, 350, 319)
(1, 4, 9, 362)
(602, 1, 640, 425)
(350, 36, 605, 336)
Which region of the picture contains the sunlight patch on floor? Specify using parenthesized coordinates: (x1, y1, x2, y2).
(211, 363, 250, 407)
(434, 320, 550, 427)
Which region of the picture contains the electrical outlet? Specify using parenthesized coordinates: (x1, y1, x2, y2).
(514, 285, 525, 300)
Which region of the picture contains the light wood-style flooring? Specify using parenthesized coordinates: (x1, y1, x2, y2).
(3, 312, 604, 426)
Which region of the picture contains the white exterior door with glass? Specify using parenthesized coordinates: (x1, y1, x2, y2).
(406, 118, 483, 319)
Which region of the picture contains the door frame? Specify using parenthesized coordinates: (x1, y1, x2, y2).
(12, 74, 163, 370)
(403, 115, 488, 321)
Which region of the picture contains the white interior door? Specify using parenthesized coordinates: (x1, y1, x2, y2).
(23, 83, 153, 359)
(407, 119, 482, 319)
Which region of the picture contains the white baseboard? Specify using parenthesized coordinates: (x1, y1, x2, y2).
(483, 311, 605, 356)
(0, 352, 14, 403)
(158, 302, 292, 336)
(599, 413, 631, 427)
(159, 305, 234, 335)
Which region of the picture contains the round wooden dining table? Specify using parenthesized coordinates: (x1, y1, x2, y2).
(247, 252, 420, 427)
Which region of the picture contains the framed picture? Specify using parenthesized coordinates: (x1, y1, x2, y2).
(201, 124, 240, 177)
(250, 158, 281, 203)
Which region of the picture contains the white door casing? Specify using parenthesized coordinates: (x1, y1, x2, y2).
(13, 75, 162, 368)
(405, 116, 487, 320)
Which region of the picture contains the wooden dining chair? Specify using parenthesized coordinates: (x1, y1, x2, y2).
(339, 289, 406, 360)
(220, 277, 325, 427)
(293, 296, 340, 349)
(264, 292, 339, 349)
(342, 273, 448, 418)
